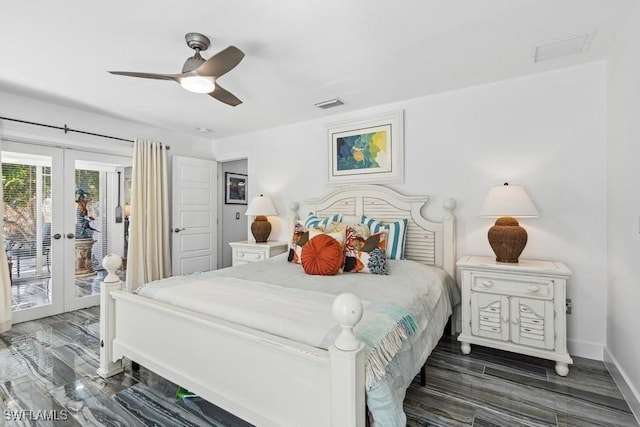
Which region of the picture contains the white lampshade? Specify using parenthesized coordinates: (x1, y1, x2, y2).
(479, 183, 539, 218)
(245, 195, 278, 217)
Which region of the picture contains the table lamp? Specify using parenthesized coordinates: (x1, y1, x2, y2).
(245, 194, 278, 242)
(479, 183, 539, 263)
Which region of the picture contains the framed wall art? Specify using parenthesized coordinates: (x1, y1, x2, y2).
(327, 110, 404, 184)
(225, 172, 248, 205)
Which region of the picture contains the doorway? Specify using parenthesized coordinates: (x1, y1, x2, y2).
(2, 140, 130, 323)
(218, 158, 248, 268)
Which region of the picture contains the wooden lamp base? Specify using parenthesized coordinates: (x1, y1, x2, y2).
(487, 216, 528, 263)
(251, 215, 272, 243)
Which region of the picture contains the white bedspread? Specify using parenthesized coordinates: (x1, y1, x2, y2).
(136, 255, 459, 426)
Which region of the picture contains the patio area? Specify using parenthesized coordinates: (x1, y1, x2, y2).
(8, 254, 126, 312)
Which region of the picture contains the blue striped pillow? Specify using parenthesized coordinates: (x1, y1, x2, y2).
(304, 212, 343, 229)
(360, 215, 408, 260)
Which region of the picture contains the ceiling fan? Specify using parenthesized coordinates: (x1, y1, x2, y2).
(109, 33, 245, 106)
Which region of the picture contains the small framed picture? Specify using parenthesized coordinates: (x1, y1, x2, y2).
(225, 172, 248, 205)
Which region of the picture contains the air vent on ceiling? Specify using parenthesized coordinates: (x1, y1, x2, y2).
(533, 32, 595, 63)
(314, 98, 345, 109)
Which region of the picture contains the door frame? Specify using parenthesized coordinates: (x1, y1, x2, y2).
(2, 141, 65, 323)
(2, 140, 131, 321)
(63, 150, 131, 312)
(214, 150, 252, 268)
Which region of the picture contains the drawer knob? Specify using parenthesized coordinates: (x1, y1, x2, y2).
(238, 252, 244, 258)
(481, 280, 494, 288)
(528, 285, 540, 292)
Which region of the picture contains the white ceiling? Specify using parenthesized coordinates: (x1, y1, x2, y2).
(0, 0, 636, 139)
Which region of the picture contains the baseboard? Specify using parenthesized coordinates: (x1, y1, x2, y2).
(567, 338, 604, 360)
(604, 348, 640, 424)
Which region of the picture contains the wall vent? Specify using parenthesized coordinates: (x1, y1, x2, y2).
(533, 32, 595, 63)
(314, 98, 345, 109)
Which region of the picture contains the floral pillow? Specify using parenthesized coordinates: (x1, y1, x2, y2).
(325, 221, 370, 237)
(343, 226, 388, 275)
(288, 222, 345, 265)
(288, 222, 316, 264)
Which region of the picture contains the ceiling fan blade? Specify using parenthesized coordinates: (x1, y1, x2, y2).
(209, 83, 242, 106)
(196, 46, 245, 77)
(108, 71, 180, 81)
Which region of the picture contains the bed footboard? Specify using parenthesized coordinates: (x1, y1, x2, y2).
(98, 255, 366, 427)
(97, 254, 124, 378)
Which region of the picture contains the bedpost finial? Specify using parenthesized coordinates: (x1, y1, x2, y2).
(102, 254, 122, 284)
(443, 198, 457, 213)
(332, 293, 363, 351)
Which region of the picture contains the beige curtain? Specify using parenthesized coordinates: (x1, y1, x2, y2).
(126, 139, 171, 290)
(0, 137, 12, 332)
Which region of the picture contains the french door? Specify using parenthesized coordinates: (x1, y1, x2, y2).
(2, 141, 130, 323)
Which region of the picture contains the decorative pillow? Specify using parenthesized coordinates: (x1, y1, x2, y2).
(360, 215, 378, 230)
(304, 212, 343, 229)
(288, 222, 309, 264)
(288, 223, 327, 264)
(301, 233, 345, 276)
(325, 221, 370, 237)
(344, 227, 389, 274)
(360, 216, 408, 260)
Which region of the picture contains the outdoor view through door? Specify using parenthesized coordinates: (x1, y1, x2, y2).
(2, 146, 129, 321)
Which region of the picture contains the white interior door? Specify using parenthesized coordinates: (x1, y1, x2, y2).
(171, 156, 217, 275)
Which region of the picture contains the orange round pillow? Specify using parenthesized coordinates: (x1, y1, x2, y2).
(301, 234, 344, 276)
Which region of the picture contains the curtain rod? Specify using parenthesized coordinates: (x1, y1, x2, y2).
(0, 116, 170, 149)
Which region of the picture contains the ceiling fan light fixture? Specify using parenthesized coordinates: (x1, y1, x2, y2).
(180, 76, 216, 94)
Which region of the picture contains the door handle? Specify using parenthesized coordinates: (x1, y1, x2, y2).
(173, 228, 186, 233)
(53, 233, 62, 240)
(66, 233, 75, 239)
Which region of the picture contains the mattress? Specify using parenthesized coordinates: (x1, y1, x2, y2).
(136, 254, 459, 426)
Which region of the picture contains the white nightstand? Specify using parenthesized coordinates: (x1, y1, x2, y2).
(457, 255, 573, 376)
(229, 241, 288, 267)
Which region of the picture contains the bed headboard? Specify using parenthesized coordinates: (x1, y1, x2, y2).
(293, 185, 457, 279)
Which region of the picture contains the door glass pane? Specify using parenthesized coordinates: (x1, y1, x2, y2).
(2, 154, 52, 311)
(74, 168, 104, 297)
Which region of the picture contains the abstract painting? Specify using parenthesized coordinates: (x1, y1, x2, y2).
(328, 110, 404, 184)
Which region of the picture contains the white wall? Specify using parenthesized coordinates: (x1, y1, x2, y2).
(0, 91, 215, 159)
(213, 62, 608, 359)
(606, 1, 640, 416)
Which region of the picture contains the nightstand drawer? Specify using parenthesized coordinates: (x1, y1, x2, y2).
(233, 249, 265, 262)
(229, 241, 288, 267)
(470, 272, 554, 300)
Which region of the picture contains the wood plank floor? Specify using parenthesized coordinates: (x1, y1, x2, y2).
(0, 308, 637, 426)
(405, 336, 638, 426)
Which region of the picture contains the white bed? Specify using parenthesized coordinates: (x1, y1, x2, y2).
(98, 185, 458, 427)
